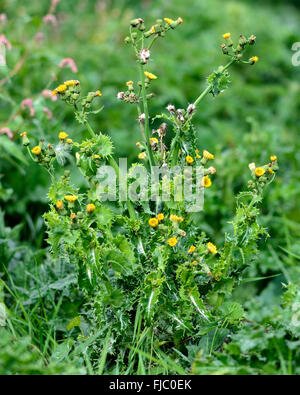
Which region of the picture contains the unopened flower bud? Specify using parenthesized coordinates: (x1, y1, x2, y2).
(117, 92, 125, 100)
(249, 34, 256, 45)
(138, 113, 145, 123)
(187, 103, 196, 115)
(239, 34, 248, 47)
(124, 36, 131, 44)
(166, 104, 176, 114)
(221, 43, 228, 54)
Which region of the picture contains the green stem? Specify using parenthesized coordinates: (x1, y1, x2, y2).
(85, 120, 96, 138)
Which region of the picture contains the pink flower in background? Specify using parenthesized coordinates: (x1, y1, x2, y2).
(41, 89, 57, 101)
(43, 107, 53, 120)
(50, 0, 60, 13)
(34, 32, 45, 42)
(0, 127, 13, 139)
(0, 34, 12, 50)
(0, 13, 7, 25)
(59, 58, 78, 73)
(43, 14, 57, 25)
(21, 98, 35, 116)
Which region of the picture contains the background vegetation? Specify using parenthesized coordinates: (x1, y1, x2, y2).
(0, 0, 300, 374)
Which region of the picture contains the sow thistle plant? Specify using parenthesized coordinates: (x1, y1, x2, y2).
(21, 18, 279, 370)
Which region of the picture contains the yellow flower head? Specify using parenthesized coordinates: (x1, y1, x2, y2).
(222, 32, 231, 39)
(56, 200, 63, 209)
(251, 56, 259, 63)
(56, 84, 67, 93)
(188, 245, 196, 254)
(270, 155, 277, 162)
(31, 146, 41, 155)
(52, 89, 57, 96)
(70, 212, 76, 219)
(186, 155, 194, 164)
(201, 176, 212, 188)
(203, 150, 214, 160)
(170, 214, 183, 223)
(138, 152, 146, 160)
(93, 154, 100, 159)
(207, 242, 218, 255)
(255, 167, 265, 177)
(96, 90, 102, 97)
(66, 138, 73, 144)
(64, 80, 79, 87)
(64, 195, 78, 203)
(149, 217, 159, 228)
(59, 131, 69, 140)
(86, 203, 96, 213)
(268, 168, 274, 174)
(164, 18, 174, 24)
(150, 137, 158, 145)
(126, 81, 133, 87)
(144, 71, 157, 80)
(168, 237, 178, 247)
(191, 260, 197, 266)
(20, 132, 27, 137)
(157, 213, 164, 222)
(136, 142, 141, 147)
(150, 26, 156, 34)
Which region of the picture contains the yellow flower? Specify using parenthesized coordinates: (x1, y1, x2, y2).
(66, 138, 72, 144)
(201, 176, 212, 188)
(150, 26, 156, 34)
(126, 81, 133, 87)
(268, 168, 274, 174)
(150, 137, 158, 144)
(270, 155, 277, 162)
(157, 213, 164, 221)
(170, 214, 183, 223)
(56, 84, 67, 93)
(144, 71, 157, 80)
(203, 150, 214, 160)
(20, 132, 27, 137)
(255, 167, 265, 177)
(59, 131, 69, 140)
(191, 260, 197, 266)
(96, 90, 102, 96)
(56, 200, 63, 209)
(149, 217, 159, 228)
(222, 32, 231, 39)
(52, 89, 57, 96)
(64, 195, 78, 203)
(188, 245, 196, 254)
(186, 156, 194, 164)
(93, 154, 100, 159)
(168, 237, 178, 247)
(207, 242, 218, 255)
(138, 152, 146, 159)
(64, 80, 79, 87)
(86, 203, 96, 213)
(70, 212, 76, 219)
(136, 142, 141, 147)
(31, 146, 41, 155)
(164, 18, 174, 24)
(250, 56, 259, 64)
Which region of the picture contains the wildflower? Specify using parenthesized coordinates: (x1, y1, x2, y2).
(126, 81, 133, 87)
(166, 104, 176, 114)
(191, 260, 197, 266)
(150, 137, 158, 145)
(222, 32, 231, 39)
(177, 17, 183, 24)
(195, 149, 201, 159)
(201, 176, 212, 188)
(170, 214, 183, 223)
(93, 154, 100, 159)
(20, 132, 27, 137)
(96, 90, 102, 97)
(164, 18, 174, 24)
(138, 152, 146, 159)
(55, 200, 63, 209)
(248, 162, 256, 171)
(32, 146, 41, 155)
(117, 92, 125, 100)
(52, 89, 58, 96)
(203, 150, 214, 160)
(157, 213, 164, 221)
(188, 245, 196, 254)
(66, 138, 72, 144)
(270, 155, 277, 162)
(41, 88, 57, 101)
(207, 166, 216, 175)
(59, 58, 78, 73)
(186, 156, 194, 164)
(168, 237, 178, 247)
(0, 34, 12, 50)
(187, 103, 196, 115)
(207, 242, 218, 254)
(43, 14, 57, 25)
(268, 168, 274, 174)
(138, 113, 145, 123)
(59, 131, 68, 140)
(250, 56, 259, 65)
(149, 217, 159, 228)
(21, 98, 35, 116)
(139, 49, 151, 64)
(1, 127, 13, 139)
(56, 84, 67, 93)
(255, 167, 265, 177)
(86, 203, 96, 213)
(70, 213, 76, 219)
(150, 26, 156, 34)
(144, 71, 157, 80)
(249, 34, 256, 45)
(43, 107, 53, 120)
(64, 195, 78, 203)
(64, 80, 79, 87)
